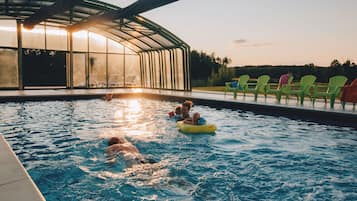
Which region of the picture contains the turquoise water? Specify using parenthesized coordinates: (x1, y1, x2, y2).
(0, 98, 356, 200)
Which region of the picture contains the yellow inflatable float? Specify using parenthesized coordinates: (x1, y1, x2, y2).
(176, 121, 217, 134)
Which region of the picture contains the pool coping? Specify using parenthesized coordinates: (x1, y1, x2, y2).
(0, 89, 356, 129)
(0, 135, 45, 201)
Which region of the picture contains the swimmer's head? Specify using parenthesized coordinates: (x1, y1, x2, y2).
(182, 101, 193, 111)
(108, 137, 125, 146)
(192, 112, 200, 124)
(175, 105, 182, 115)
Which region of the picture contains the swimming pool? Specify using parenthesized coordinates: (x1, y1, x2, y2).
(0, 98, 356, 200)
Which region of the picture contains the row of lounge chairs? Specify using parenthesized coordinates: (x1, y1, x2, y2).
(225, 74, 357, 109)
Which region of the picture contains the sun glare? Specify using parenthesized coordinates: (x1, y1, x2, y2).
(131, 88, 143, 93)
(128, 99, 141, 113)
(0, 26, 16, 32)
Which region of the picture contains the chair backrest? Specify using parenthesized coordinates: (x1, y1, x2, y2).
(287, 76, 294, 85)
(238, 74, 250, 86)
(280, 76, 294, 93)
(350, 78, 357, 86)
(341, 78, 357, 102)
(299, 75, 316, 93)
(327, 75, 348, 94)
(256, 75, 270, 92)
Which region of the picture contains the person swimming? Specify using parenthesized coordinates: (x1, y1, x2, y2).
(103, 92, 113, 101)
(105, 136, 155, 167)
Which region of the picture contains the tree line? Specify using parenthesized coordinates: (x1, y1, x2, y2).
(190, 50, 357, 86)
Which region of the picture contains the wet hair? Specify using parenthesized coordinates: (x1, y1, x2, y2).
(192, 112, 200, 124)
(175, 105, 182, 115)
(108, 137, 125, 146)
(182, 101, 193, 111)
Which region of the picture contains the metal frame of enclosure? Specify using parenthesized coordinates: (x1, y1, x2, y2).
(0, 0, 191, 91)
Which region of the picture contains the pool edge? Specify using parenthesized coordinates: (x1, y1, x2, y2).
(0, 135, 46, 201)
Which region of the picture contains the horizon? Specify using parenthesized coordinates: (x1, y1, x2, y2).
(105, 0, 357, 67)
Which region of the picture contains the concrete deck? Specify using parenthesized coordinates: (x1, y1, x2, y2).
(0, 135, 45, 201)
(0, 88, 356, 128)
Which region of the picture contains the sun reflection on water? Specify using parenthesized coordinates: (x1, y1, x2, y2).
(111, 99, 158, 141)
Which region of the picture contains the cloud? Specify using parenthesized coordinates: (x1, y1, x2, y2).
(250, 42, 273, 47)
(233, 39, 273, 48)
(233, 39, 247, 44)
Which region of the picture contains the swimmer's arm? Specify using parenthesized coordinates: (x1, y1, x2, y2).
(183, 118, 193, 124)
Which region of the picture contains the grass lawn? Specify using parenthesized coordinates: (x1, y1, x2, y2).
(193, 86, 225, 92)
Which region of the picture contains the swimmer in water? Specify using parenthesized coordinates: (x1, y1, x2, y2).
(105, 136, 155, 167)
(103, 92, 113, 101)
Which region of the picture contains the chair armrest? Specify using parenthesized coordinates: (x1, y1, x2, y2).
(312, 84, 326, 93)
(265, 84, 272, 90)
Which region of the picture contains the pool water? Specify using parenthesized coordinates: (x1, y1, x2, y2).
(0, 98, 356, 200)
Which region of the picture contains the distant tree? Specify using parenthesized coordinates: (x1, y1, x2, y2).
(222, 57, 232, 66)
(207, 65, 235, 86)
(342, 60, 352, 67)
(330, 59, 341, 68)
(190, 50, 221, 83)
(215, 57, 222, 65)
(304, 63, 315, 68)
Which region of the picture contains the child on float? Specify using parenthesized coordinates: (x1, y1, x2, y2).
(169, 100, 193, 120)
(183, 112, 207, 125)
(168, 105, 183, 120)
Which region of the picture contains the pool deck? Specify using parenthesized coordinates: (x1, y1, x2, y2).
(0, 135, 45, 201)
(0, 88, 356, 128)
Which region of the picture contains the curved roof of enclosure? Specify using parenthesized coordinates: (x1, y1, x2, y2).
(0, 0, 189, 53)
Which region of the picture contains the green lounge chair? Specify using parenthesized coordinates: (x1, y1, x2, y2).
(282, 75, 316, 105)
(265, 76, 294, 103)
(312, 75, 348, 108)
(245, 75, 270, 101)
(224, 74, 250, 98)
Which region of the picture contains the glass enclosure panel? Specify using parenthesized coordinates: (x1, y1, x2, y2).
(127, 38, 150, 50)
(121, 42, 140, 53)
(73, 31, 88, 52)
(0, 20, 17, 48)
(22, 24, 45, 49)
(108, 54, 124, 87)
(145, 53, 152, 87)
(89, 53, 106, 88)
(0, 49, 18, 88)
(125, 46, 137, 54)
(176, 49, 184, 90)
(140, 37, 162, 49)
(164, 50, 172, 89)
(124, 30, 143, 38)
(144, 53, 151, 88)
(89, 32, 106, 53)
(125, 55, 140, 87)
(73, 53, 86, 87)
(46, 26, 67, 51)
(108, 39, 124, 54)
(151, 34, 174, 47)
(153, 52, 160, 88)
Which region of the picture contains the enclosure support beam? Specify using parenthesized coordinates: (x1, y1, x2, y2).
(69, 32, 74, 89)
(16, 20, 23, 90)
(67, 0, 178, 32)
(23, 0, 81, 29)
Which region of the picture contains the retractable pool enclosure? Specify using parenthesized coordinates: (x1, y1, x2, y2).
(0, 0, 190, 90)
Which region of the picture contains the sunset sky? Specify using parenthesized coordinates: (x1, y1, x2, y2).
(106, 0, 357, 67)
